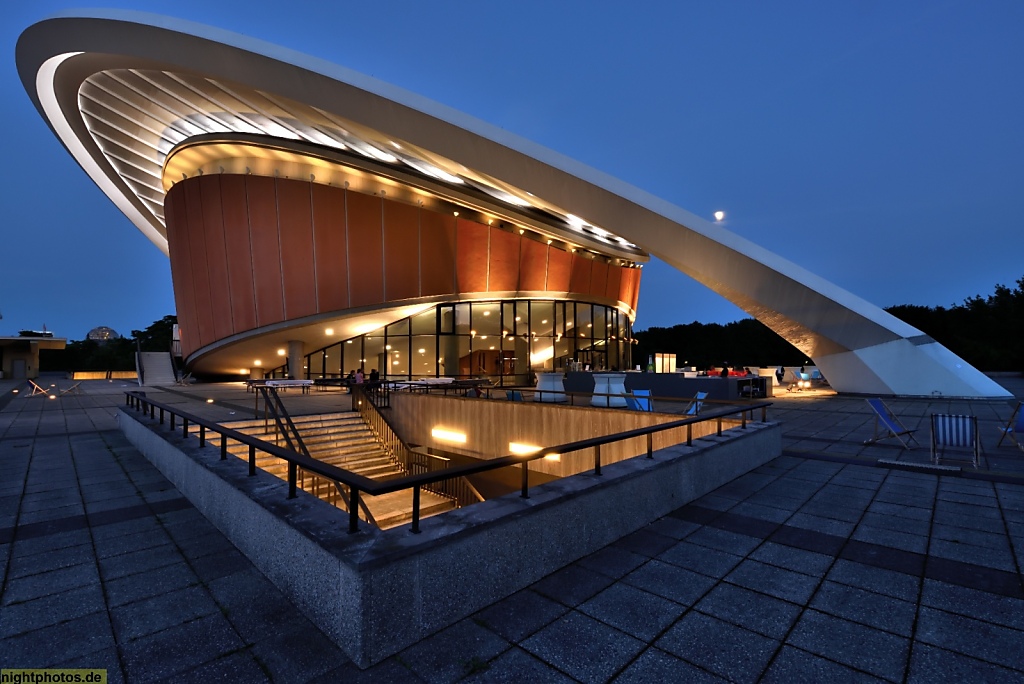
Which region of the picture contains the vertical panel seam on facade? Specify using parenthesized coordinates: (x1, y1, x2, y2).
(244, 176, 258, 328)
(308, 179, 319, 313)
(485, 221, 491, 292)
(543, 242, 551, 293)
(380, 195, 386, 301)
(343, 188, 351, 309)
(215, 175, 236, 336)
(417, 204, 422, 298)
(275, 176, 287, 319)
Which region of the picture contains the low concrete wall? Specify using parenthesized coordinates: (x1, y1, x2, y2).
(119, 407, 780, 667)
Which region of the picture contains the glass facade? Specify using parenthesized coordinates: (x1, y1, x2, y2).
(299, 300, 632, 385)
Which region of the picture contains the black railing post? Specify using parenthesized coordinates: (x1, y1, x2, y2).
(288, 462, 297, 499)
(594, 444, 602, 475)
(687, 424, 692, 447)
(170, 413, 175, 430)
(520, 461, 529, 499)
(199, 425, 206, 447)
(647, 433, 653, 458)
(761, 406, 767, 422)
(411, 486, 421, 534)
(742, 412, 747, 429)
(220, 433, 227, 460)
(248, 445, 256, 476)
(717, 417, 722, 436)
(182, 418, 189, 438)
(159, 407, 164, 425)
(349, 487, 360, 533)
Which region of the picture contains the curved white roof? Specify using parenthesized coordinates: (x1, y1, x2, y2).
(16, 10, 1011, 397)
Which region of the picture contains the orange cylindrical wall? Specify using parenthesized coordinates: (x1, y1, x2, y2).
(165, 175, 641, 358)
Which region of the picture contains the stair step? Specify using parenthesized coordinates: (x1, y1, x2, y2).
(220, 410, 462, 528)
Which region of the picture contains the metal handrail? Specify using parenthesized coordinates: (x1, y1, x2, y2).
(352, 384, 484, 508)
(123, 390, 770, 535)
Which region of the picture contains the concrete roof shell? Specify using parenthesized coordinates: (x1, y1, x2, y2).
(16, 10, 1011, 398)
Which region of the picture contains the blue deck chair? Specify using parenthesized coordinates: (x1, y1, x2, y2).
(863, 398, 919, 449)
(786, 370, 811, 392)
(506, 390, 524, 402)
(997, 401, 1023, 452)
(931, 414, 980, 468)
(631, 389, 653, 412)
(684, 391, 708, 416)
(623, 394, 640, 410)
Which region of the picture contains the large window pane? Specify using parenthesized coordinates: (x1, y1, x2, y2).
(500, 301, 513, 339)
(411, 309, 436, 335)
(343, 339, 361, 376)
(455, 303, 472, 335)
(531, 301, 554, 338)
(364, 336, 385, 377)
(411, 336, 435, 378)
(474, 302, 501, 335)
(387, 318, 410, 337)
(576, 304, 593, 340)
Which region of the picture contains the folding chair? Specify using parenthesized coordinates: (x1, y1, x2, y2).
(863, 398, 919, 449)
(931, 414, 980, 468)
(997, 401, 1023, 453)
(506, 390, 524, 402)
(786, 370, 811, 392)
(684, 391, 708, 416)
(629, 390, 653, 412)
(27, 380, 52, 397)
(59, 382, 82, 396)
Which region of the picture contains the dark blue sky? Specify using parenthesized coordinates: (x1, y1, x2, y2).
(4, 1, 1022, 340)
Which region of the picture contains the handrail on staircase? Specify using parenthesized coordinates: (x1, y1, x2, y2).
(256, 385, 377, 527)
(351, 384, 483, 507)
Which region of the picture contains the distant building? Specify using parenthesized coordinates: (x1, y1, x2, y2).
(87, 326, 120, 343)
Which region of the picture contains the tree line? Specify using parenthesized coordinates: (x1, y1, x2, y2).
(635, 276, 1023, 373)
(40, 315, 177, 372)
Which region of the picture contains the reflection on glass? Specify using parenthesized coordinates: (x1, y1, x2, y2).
(302, 300, 631, 384)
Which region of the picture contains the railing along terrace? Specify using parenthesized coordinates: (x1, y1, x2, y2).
(388, 381, 769, 419)
(123, 391, 770, 535)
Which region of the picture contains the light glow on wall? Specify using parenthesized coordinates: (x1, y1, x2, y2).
(432, 427, 467, 444)
(530, 345, 554, 365)
(508, 442, 540, 455)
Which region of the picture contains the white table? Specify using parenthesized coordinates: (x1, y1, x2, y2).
(592, 373, 627, 407)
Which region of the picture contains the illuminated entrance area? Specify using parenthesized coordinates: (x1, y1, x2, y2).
(299, 300, 632, 385)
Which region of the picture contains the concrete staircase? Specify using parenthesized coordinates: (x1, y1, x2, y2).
(139, 352, 177, 386)
(220, 412, 456, 529)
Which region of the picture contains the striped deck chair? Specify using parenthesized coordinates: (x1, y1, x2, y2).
(997, 401, 1023, 453)
(863, 398, 919, 449)
(931, 414, 980, 468)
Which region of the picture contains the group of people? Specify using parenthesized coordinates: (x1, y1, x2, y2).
(344, 368, 380, 385)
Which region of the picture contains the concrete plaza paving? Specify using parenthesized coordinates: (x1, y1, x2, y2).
(1, 376, 1022, 682)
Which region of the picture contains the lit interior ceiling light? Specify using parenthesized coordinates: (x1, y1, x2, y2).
(277, 349, 285, 355)
(325, 328, 334, 335)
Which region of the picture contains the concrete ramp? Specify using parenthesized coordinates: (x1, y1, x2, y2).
(139, 351, 177, 386)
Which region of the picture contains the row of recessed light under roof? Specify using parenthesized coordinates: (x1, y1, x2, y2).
(81, 69, 640, 252)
